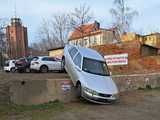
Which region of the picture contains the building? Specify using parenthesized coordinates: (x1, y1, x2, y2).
(6, 17, 28, 59)
(143, 33, 160, 48)
(48, 46, 64, 58)
(121, 32, 143, 42)
(68, 21, 118, 47)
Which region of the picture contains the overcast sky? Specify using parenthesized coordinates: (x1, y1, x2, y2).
(0, 0, 160, 45)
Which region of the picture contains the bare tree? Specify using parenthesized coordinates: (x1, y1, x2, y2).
(69, 4, 94, 39)
(110, 0, 138, 35)
(50, 13, 70, 45)
(35, 13, 70, 51)
(35, 4, 93, 51)
(0, 18, 8, 67)
(37, 19, 52, 51)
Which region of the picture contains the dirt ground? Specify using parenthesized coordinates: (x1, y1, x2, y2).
(0, 89, 160, 120)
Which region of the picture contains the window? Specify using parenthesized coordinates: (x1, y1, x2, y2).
(32, 57, 39, 61)
(69, 47, 78, 59)
(73, 53, 82, 68)
(49, 57, 56, 61)
(82, 57, 110, 76)
(42, 57, 50, 61)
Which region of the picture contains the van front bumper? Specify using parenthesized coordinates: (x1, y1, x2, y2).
(82, 89, 119, 104)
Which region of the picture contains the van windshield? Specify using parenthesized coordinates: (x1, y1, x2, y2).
(82, 57, 110, 76)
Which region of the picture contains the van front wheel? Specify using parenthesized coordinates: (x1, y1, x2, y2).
(76, 83, 82, 98)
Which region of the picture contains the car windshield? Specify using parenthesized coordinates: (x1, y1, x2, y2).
(82, 57, 110, 76)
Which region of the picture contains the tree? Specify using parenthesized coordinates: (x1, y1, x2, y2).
(110, 0, 138, 35)
(0, 18, 8, 67)
(69, 4, 94, 39)
(50, 13, 70, 45)
(37, 19, 52, 51)
(35, 13, 70, 51)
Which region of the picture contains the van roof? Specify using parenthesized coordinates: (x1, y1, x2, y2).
(68, 45, 104, 61)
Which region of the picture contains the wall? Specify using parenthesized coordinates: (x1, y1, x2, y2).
(113, 73, 160, 92)
(9, 79, 77, 105)
(141, 45, 158, 57)
(1, 73, 160, 105)
(0, 81, 10, 104)
(49, 49, 64, 58)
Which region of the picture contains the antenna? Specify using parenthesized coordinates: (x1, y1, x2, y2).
(14, 0, 17, 18)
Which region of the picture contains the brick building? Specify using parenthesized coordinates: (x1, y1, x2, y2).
(6, 17, 28, 59)
(69, 21, 119, 47)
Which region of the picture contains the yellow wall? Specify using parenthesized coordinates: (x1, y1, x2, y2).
(69, 30, 114, 47)
(143, 34, 160, 47)
(121, 32, 143, 42)
(49, 49, 64, 58)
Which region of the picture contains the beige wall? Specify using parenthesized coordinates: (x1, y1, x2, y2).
(121, 32, 143, 42)
(49, 49, 64, 58)
(143, 34, 160, 47)
(69, 30, 114, 47)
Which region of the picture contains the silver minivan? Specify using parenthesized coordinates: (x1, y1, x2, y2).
(62, 45, 119, 104)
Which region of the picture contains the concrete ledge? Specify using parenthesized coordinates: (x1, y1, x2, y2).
(112, 73, 160, 92)
(9, 79, 77, 105)
(1, 73, 160, 105)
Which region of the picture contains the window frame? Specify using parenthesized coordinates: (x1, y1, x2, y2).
(68, 47, 78, 59)
(73, 52, 82, 69)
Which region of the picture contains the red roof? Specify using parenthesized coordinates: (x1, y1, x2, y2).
(69, 22, 100, 40)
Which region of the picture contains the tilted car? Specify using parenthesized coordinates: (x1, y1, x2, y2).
(62, 45, 119, 104)
(30, 56, 62, 73)
(4, 60, 16, 72)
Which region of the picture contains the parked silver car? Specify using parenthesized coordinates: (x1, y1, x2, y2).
(62, 45, 119, 104)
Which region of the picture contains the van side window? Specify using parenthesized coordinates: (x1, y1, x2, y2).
(73, 53, 82, 68)
(69, 47, 78, 59)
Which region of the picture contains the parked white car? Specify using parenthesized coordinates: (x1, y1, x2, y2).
(4, 60, 16, 72)
(30, 56, 62, 73)
(62, 45, 119, 104)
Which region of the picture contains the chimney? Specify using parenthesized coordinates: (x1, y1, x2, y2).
(94, 20, 100, 30)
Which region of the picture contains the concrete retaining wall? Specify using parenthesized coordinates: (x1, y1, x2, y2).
(0, 73, 160, 105)
(0, 81, 10, 104)
(113, 73, 160, 92)
(9, 79, 77, 105)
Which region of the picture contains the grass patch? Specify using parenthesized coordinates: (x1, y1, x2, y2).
(0, 100, 64, 114)
(0, 100, 65, 120)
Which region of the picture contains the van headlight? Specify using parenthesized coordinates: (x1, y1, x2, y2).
(112, 93, 119, 99)
(83, 87, 98, 96)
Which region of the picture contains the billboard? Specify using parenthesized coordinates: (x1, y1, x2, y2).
(104, 53, 128, 66)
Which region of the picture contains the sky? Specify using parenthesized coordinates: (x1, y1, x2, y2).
(0, 0, 160, 45)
